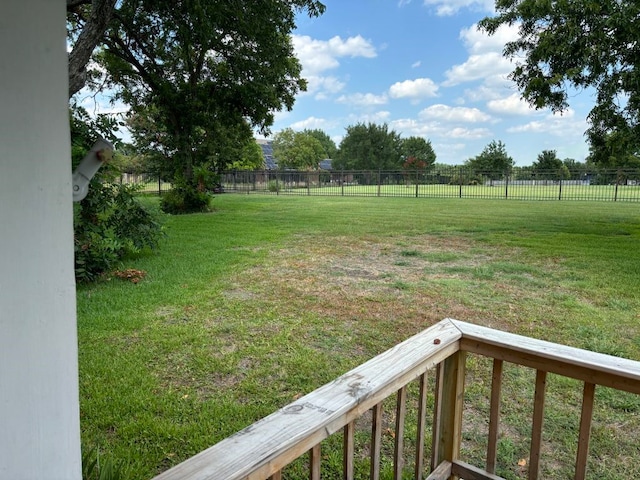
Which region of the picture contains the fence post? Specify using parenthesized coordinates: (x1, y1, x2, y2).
(432, 351, 466, 470)
(415, 172, 419, 198)
(307, 171, 311, 196)
(505, 172, 509, 199)
(614, 169, 620, 201)
(558, 175, 563, 201)
(341, 170, 344, 196)
(459, 168, 463, 199)
(377, 170, 381, 197)
(276, 171, 280, 196)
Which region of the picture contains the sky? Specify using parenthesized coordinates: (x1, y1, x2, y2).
(76, 0, 597, 167)
(266, 0, 596, 166)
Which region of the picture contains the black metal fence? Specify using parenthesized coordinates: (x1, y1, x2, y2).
(120, 168, 640, 202)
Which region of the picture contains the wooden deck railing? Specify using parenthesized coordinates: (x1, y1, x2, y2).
(151, 318, 640, 480)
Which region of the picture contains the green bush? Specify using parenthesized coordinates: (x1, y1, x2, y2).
(267, 179, 281, 192)
(74, 180, 164, 282)
(160, 184, 212, 214)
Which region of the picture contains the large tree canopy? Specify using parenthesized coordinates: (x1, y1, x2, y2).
(95, 0, 324, 182)
(479, 0, 640, 164)
(335, 123, 403, 171)
(272, 128, 327, 170)
(465, 140, 514, 179)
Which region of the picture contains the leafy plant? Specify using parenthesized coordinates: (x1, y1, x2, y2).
(82, 447, 125, 480)
(160, 183, 212, 214)
(71, 105, 164, 282)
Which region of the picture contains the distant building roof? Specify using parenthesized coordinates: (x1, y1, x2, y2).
(256, 139, 277, 169)
(319, 158, 332, 170)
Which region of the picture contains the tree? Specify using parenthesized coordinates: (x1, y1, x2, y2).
(92, 0, 324, 210)
(272, 128, 327, 170)
(465, 140, 514, 180)
(532, 150, 569, 179)
(228, 141, 266, 171)
(479, 0, 640, 164)
(335, 123, 403, 170)
(303, 129, 337, 159)
(400, 136, 436, 168)
(67, 0, 118, 97)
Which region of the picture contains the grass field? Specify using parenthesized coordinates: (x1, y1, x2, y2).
(221, 181, 640, 202)
(77, 195, 640, 479)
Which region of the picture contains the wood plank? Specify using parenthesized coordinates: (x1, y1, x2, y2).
(431, 362, 444, 472)
(434, 351, 466, 470)
(425, 460, 452, 480)
(343, 421, 354, 480)
(370, 403, 383, 480)
(415, 372, 428, 480)
(310, 444, 320, 480)
(394, 386, 407, 480)
(574, 382, 595, 480)
(529, 370, 547, 480)
(151, 319, 462, 480)
(486, 359, 503, 474)
(267, 472, 281, 480)
(452, 320, 640, 394)
(451, 460, 506, 480)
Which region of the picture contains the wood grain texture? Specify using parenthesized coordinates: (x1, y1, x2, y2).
(486, 359, 503, 474)
(152, 320, 462, 480)
(452, 320, 640, 394)
(574, 382, 595, 480)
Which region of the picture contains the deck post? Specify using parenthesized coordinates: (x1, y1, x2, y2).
(432, 351, 466, 478)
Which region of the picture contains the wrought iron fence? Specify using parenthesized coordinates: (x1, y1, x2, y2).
(120, 168, 640, 202)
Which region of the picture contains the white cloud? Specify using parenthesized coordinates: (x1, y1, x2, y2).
(288, 116, 332, 130)
(420, 104, 492, 123)
(304, 76, 346, 99)
(412, 60, 422, 68)
(506, 109, 586, 137)
(292, 34, 377, 76)
(389, 118, 491, 140)
(422, 0, 494, 16)
(443, 52, 512, 86)
(337, 92, 388, 107)
(389, 78, 439, 100)
(487, 93, 538, 116)
(447, 126, 492, 139)
(292, 34, 376, 100)
(459, 23, 519, 55)
(348, 111, 392, 124)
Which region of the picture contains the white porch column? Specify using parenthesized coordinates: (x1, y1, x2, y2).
(0, 1, 81, 479)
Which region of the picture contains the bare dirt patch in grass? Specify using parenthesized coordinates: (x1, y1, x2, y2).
(231, 233, 561, 342)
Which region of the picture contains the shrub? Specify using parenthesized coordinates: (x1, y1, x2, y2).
(268, 179, 281, 192)
(160, 184, 212, 214)
(74, 180, 164, 282)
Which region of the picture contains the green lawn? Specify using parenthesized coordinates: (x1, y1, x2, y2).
(77, 195, 640, 479)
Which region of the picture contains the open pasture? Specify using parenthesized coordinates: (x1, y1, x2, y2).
(77, 196, 640, 479)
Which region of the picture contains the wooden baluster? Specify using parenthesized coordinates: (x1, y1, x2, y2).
(268, 471, 282, 480)
(344, 421, 355, 480)
(394, 386, 407, 480)
(431, 362, 445, 471)
(486, 359, 503, 474)
(529, 370, 547, 480)
(574, 382, 595, 480)
(309, 444, 321, 480)
(432, 351, 466, 476)
(371, 402, 383, 480)
(415, 372, 429, 480)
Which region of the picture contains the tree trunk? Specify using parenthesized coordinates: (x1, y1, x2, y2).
(67, 0, 117, 97)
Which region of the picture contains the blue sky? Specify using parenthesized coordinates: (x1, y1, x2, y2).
(266, 0, 596, 166)
(77, 0, 596, 167)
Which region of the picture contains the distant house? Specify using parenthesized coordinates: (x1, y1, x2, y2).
(256, 138, 277, 170)
(319, 158, 332, 170)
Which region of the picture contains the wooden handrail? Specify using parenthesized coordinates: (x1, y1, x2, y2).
(150, 318, 640, 480)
